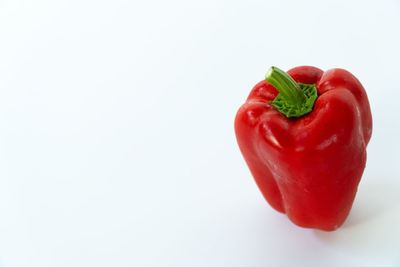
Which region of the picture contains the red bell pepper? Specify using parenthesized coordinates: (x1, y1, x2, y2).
(234, 66, 372, 231)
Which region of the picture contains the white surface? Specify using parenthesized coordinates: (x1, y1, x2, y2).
(0, 0, 399, 266)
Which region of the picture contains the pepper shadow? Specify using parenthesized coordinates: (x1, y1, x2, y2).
(313, 179, 400, 255)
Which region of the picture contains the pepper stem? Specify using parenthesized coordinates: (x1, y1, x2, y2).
(265, 66, 307, 106)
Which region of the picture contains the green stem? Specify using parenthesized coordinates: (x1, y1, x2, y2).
(265, 66, 306, 106)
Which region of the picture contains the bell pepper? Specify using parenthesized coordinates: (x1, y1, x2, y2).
(234, 66, 372, 231)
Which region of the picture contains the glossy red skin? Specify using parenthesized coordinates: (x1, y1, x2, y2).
(235, 66, 372, 231)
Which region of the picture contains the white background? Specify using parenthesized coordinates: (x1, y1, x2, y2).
(0, 0, 399, 266)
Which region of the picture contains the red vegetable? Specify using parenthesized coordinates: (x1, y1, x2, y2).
(234, 66, 372, 231)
